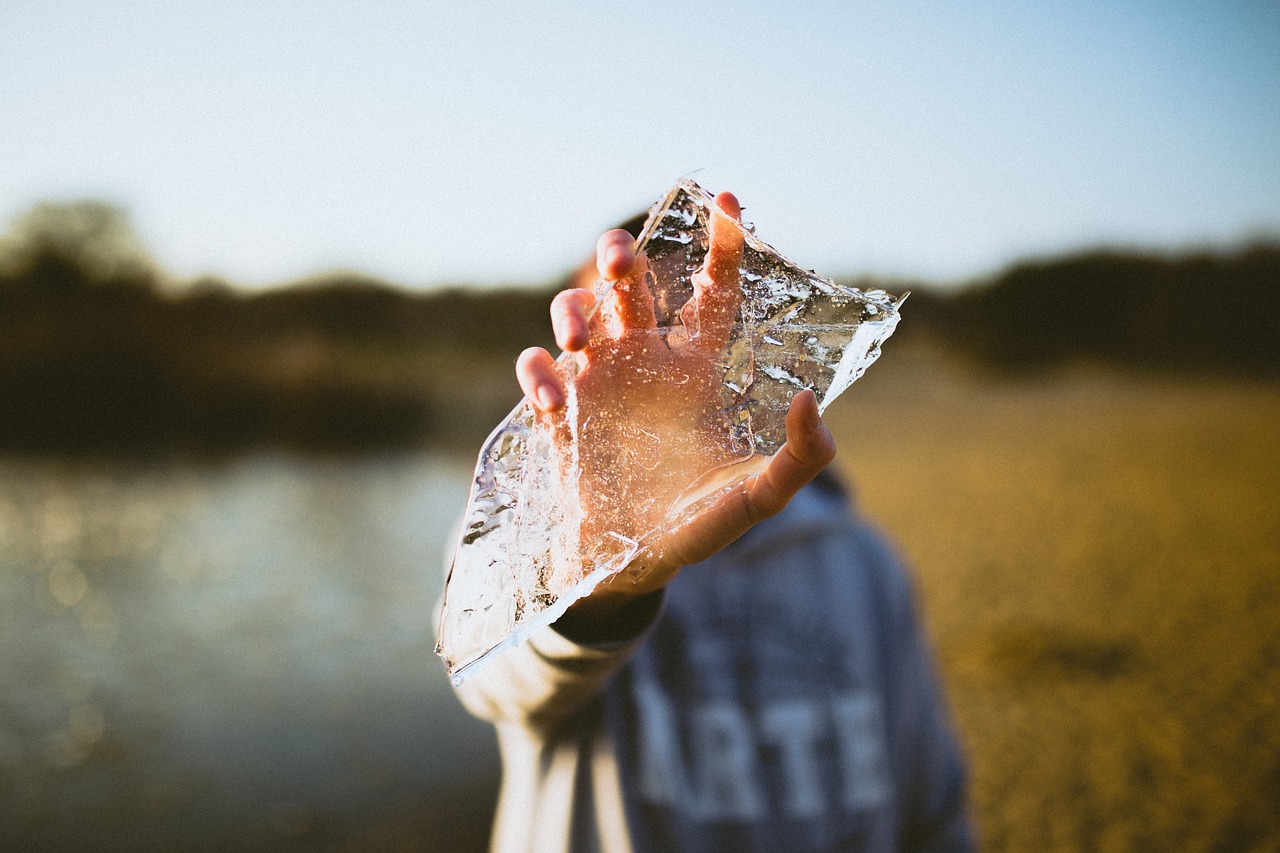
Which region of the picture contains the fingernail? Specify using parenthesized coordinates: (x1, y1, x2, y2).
(715, 191, 741, 219)
(536, 384, 562, 411)
(608, 245, 631, 277)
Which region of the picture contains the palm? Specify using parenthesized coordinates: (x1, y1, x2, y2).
(566, 273, 745, 580)
(517, 191, 835, 619)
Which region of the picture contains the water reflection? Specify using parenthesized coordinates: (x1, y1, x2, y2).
(0, 453, 499, 851)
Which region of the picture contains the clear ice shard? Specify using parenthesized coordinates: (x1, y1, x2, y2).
(436, 180, 904, 684)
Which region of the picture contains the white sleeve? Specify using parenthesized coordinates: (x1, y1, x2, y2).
(452, 592, 664, 732)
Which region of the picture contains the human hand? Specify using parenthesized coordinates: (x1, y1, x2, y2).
(516, 192, 836, 625)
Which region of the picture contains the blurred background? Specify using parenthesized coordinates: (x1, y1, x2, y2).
(1, 1, 1278, 850)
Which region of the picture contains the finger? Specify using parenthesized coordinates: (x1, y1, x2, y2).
(657, 390, 834, 568)
(596, 229, 638, 281)
(597, 229, 656, 332)
(711, 190, 742, 229)
(516, 346, 566, 412)
(744, 390, 836, 518)
(685, 191, 744, 353)
(551, 287, 598, 352)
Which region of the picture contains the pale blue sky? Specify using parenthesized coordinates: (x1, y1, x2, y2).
(2, 0, 1277, 289)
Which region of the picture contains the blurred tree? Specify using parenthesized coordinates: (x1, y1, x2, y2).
(938, 242, 1280, 377)
(0, 200, 158, 293)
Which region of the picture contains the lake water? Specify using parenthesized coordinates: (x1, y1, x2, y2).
(0, 452, 501, 851)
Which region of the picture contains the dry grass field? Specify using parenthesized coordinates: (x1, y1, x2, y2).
(828, 346, 1280, 852)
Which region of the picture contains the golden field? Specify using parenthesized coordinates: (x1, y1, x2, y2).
(830, 346, 1280, 852)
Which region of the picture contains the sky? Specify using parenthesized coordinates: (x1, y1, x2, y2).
(2, 0, 1278, 290)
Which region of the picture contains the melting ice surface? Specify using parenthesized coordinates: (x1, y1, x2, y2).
(436, 180, 904, 683)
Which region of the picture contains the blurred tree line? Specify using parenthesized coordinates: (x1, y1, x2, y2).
(0, 201, 1276, 457)
(0, 201, 557, 456)
(896, 244, 1280, 376)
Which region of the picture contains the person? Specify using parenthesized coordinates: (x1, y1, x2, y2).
(451, 191, 973, 852)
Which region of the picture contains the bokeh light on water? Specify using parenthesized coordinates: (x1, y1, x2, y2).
(0, 453, 499, 850)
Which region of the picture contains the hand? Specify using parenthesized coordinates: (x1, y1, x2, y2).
(516, 192, 836, 630)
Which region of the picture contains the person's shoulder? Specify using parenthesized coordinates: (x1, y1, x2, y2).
(736, 468, 912, 587)
(810, 466, 852, 501)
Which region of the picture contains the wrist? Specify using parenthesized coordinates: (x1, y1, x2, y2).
(553, 588, 664, 646)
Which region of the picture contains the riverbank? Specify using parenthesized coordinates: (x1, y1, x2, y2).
(2, 348, 1277, 850)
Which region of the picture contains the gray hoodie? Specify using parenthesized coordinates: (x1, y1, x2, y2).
(454, 479, 974, 853)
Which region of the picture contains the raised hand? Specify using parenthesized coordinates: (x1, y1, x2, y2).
(516, 192, 836, 630)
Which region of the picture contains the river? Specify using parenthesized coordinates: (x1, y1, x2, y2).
(0, 452, 501, 851)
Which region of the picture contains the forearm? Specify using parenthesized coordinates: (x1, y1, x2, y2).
(454, 590, 663, 731)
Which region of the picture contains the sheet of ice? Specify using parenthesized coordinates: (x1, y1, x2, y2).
(436, 180, 904, 684)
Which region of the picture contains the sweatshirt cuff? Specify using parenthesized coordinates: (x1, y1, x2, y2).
(548, 588, 666, 651)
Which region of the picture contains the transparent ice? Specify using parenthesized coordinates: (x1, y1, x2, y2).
(436, 180, 904, 684)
